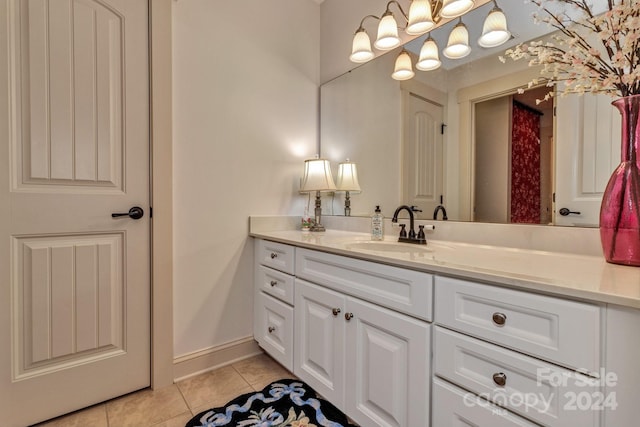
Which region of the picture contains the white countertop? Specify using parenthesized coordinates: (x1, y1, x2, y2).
(249, 228, 640, 309)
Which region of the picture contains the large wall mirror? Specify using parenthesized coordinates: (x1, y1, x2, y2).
(320, 0, 620, 228)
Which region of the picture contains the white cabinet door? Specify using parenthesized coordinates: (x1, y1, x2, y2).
(345, 297, 431, 427)
(294, 279, 346, 409)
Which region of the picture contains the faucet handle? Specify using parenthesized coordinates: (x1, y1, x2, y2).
(417, 225, 426, 240)
(410, 205, 422, 213)
(398, 224, 407, 238)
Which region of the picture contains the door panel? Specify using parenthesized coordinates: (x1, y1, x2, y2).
(1, 1, 149, 425)
(403, 92, 444, 218)
(555, 93, 620, 226)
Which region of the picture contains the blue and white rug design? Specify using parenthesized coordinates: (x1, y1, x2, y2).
(185, 379, 358, 427)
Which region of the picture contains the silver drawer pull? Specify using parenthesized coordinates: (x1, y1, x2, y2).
(268, 326, 276, 333)
(492, 312, 507, 326)
(270, 280, 278, 287)
(344, 312, 354, 321)
(493, 372, 507, 387)
(332, 308, 341, 316)
(270, 253, 278, 259)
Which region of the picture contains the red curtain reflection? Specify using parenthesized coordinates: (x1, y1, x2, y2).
(511, 101, 541, 223)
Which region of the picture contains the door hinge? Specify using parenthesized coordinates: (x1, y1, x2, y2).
(150, 206, 153, 218)
(441, 123, 447, 135)
(552, 193, 555, 203)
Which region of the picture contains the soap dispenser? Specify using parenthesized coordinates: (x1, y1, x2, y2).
(371, 206, 384, 241)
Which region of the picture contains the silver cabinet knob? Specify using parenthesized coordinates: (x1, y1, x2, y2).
(493, 372, 507, 387)
(270, 280, 278, 287)
(268, 326, 276, 333)
(344, 312, 354, 321)
(492, 312, 507, 326)
(332, 308, 341, 316)
(270, 253, 278, 259)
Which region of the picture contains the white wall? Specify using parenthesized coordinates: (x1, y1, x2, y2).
(172, 0, 320, 358)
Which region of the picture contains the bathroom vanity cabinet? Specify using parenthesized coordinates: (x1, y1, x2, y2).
(252, 235, 640, 427)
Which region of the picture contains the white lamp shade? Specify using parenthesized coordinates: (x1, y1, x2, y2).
(374, 13, 401, 50)
(300, 158, 337, 192)
(406, 0, 435, 35)
(350, 29, 375, 63)
(416, 37, 441, 71)
(443, 21, 471, 59)
(336, 161, 361, 192)
(440, 0, 475, 19)
(391, 50, 415, 81)
(478, 7, 510, 48)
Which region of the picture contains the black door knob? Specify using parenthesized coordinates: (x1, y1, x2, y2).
(559, 208, 581, 216)
(112, 206, 144, 220)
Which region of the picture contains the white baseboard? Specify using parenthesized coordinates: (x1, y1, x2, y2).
(173, 336, 262, 382)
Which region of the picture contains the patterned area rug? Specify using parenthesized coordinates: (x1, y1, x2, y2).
(186, 379, 358, 427)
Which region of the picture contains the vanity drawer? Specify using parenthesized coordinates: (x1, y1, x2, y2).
(256, 239, 295, 274)
(256, 265, 294, 305)
(433, 378, 538, 427)
(434, 327, 599, 427)
(435, 276, 601, 373)
(256, 292, 293, 371)
(295, 248, 433, 321)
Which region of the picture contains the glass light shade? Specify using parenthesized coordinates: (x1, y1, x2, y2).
(392, 50, 415, 81)
(443, 21, 471, 59)
(406, 0, 435, 35)
(336, 161, 361, 192)
(440, 0, 475, 18)
(478, 7, 511, 48)
(416, 37, 441, 71)
(350, 29, 375, 63)
(374, 13, 401, 50)
(300, 158, 337, 192)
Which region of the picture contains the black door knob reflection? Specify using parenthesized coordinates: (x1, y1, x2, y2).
(112, 206, 144, 220)
(559, 208, 581, 216)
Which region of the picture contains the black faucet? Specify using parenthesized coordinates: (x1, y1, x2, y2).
(392, 205, 427, 245)
(433, 205, 448, 220)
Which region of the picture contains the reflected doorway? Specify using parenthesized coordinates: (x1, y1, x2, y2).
(473, 86, 554, 224)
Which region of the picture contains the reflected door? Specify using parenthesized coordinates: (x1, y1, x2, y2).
(555, 93, 621, 226)
(0, 1, 150, 425)
(402, 92, 444, 218)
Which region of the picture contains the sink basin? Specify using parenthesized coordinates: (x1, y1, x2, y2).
(344, 241, 433, 254)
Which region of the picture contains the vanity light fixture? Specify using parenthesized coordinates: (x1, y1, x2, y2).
(416, 35, 442, 70)
(300, 156, 337, 232)
(442, 18, 471, 59)
(336, 160, 361, 217)
(350, 1, 510, 79)
(350, 0, 476, 62)
(392, 50, 416, 80)
(477, 0, 510, 48)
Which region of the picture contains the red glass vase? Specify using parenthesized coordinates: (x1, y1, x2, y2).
(600, 94, 640, 266)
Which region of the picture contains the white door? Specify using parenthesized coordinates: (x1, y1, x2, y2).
(0, 1, 150, 426)
(402, 92, 444, 219)
(555, 93, 620, 226)
(345, 297, 430, 427)
(294, 279, 345, 409)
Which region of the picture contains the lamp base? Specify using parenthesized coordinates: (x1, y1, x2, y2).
(309, 223, 326, 232)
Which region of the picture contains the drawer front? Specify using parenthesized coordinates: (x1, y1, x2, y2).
(256, 265, 294, 305)
(296, 248, 433, 321)
(433, 378, 538, 427)
(256, 292, 293, 371)
(256, 239, 295, 274)
(435, 276, 601, 373)
(434, 327, 600, 427)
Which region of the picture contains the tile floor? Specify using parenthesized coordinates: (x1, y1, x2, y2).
(34, 353, 296, 427)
